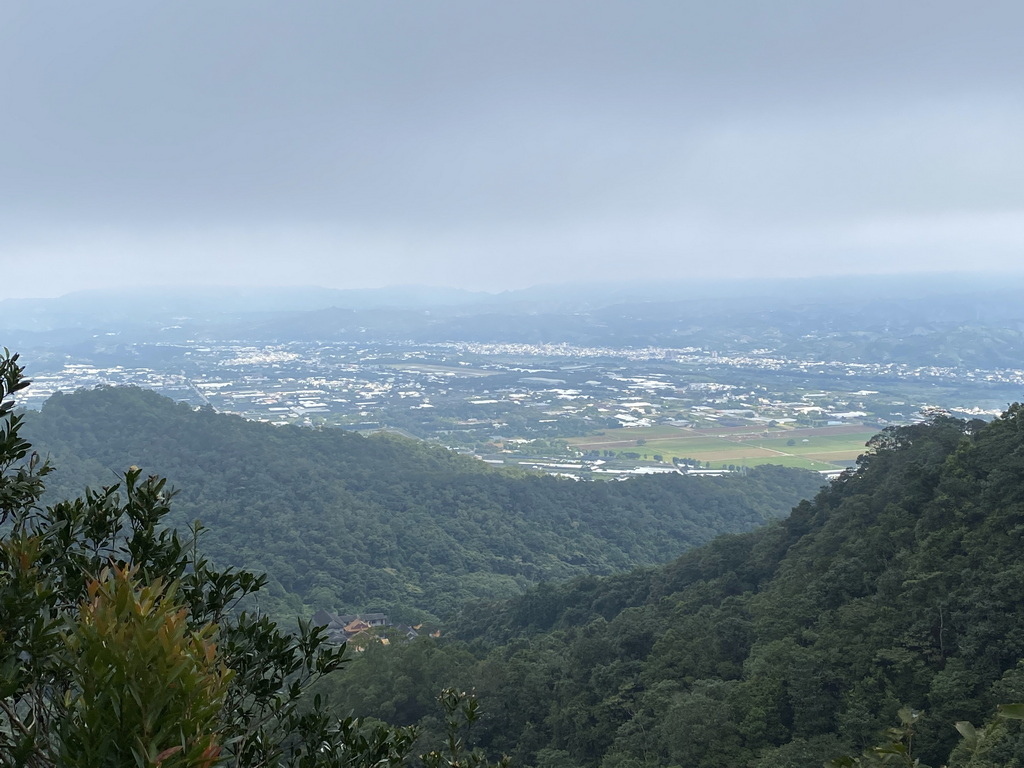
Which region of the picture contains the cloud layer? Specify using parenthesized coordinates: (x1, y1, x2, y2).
(2, 2, 1022, 296)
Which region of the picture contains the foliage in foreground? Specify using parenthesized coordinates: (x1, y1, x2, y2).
(827, 704, 1024, 768)
(0, 349, 500, 767)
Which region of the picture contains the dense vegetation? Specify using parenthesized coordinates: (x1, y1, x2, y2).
(3, 351, 479, 768)
(320, 408, 1024, 767)
(12, 348, 1024, 766)
(23, 386, 824, 622)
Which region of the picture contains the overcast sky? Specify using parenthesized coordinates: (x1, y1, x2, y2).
(1, 1, 1022, 298)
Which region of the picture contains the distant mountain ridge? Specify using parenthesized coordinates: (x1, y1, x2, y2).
(5, 274, 1023, 370)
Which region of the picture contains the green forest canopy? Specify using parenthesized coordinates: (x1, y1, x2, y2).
(10, 351, 1024, 767)
(2, 350, 487, 768)
(23, 385, 825, 622)
(320, 407, 1024, 768)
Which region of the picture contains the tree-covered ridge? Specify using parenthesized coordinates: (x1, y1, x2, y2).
(1, 350, 507, 768)
(324, 409, 1024, 768)
(23, 386, 824, 622)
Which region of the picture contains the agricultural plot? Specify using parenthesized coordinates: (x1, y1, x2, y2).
(568, 425, 878, 471)
(386, 363, 498, 377)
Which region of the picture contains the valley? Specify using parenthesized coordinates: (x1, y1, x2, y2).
(15, 334, 1021, 479)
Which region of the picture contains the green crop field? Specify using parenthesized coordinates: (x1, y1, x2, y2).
(709, 455, 838, 471)
(568, 425, 877, 470)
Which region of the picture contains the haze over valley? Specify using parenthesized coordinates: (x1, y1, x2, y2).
(7, 276, 1023, 479)
(4, 2, 1024, 765)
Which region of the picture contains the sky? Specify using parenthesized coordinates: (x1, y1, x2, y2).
(1, 1, 1023, 298)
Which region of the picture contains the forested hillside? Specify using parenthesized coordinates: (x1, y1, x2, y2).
(322, 409, 1024, 768)
(23, 386, 823, 622)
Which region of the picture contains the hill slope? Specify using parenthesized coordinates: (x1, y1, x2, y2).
(23, 386, 824, 621)
(324, 409, 1024, 767)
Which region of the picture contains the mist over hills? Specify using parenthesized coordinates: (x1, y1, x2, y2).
(5, 274, 1024, 371)
(7, 267, 1024, 765)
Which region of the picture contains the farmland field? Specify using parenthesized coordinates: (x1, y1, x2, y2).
(385, 363, 498, 377)
(567, 425, 878, 471)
